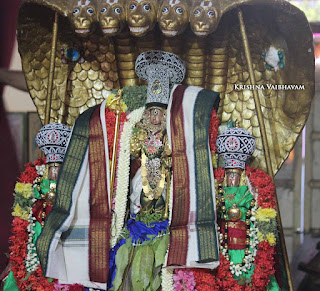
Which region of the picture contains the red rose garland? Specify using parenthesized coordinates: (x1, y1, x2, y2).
(193, 166, 277, 290)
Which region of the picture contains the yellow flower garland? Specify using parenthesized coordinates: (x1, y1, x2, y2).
(15, 182, 33, 199)
(256, 208, 276, 221)
(106, 94, 128, 112)
(12, 204, 30, 220)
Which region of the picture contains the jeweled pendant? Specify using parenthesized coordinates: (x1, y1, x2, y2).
(45, 190, 56, 206)
(228, 205, 242, 221)
(151, 80, 162, 94)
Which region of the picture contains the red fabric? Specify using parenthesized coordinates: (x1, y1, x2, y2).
(32, 200, 53, 225)
(88, 106, 110, 282)
(220, 221, 247, 250)
(167, 85, 190, 267)
(0, 0, 21, 273)
(130, 158, 141, 180)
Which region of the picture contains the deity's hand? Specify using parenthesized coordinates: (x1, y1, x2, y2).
(130, 126, 146, 158)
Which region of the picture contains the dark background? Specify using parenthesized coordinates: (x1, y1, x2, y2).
(0, 0, 21, 273)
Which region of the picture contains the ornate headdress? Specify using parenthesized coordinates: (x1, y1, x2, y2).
(135, 50, 186, 107)
(216, 126, 256, 170)
(35, 123, 71, 163)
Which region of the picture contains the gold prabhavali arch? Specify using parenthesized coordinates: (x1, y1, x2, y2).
(16, 0, 315, 289)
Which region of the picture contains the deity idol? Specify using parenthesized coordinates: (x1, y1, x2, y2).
(189, 126, 281, 290)
(28, 50, 218, 290)
(3, 0, 315, 290)
(3, 123, 71, 290)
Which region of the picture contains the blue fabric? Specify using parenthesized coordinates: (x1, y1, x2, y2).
(107, 215, 169, 289)
(126, 215, 169, 244)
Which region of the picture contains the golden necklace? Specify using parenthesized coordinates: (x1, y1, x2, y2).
(223, 189, 249, 221)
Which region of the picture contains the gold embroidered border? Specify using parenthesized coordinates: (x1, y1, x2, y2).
(36, 106, 96, 273)
(168, 85, 189, 266)
(88, 107, 110, 282)
(228, 221, 247, 231)
(229, 237, 246, 246)
(194, 89, 219, 262)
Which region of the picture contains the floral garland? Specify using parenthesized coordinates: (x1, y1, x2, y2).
(8, 160, 90, 290)
(9, 159, 56, 290)
(26, 208, 39, 273)
(192, 166, 277, 290)
(111, 106, 145, 247)
(217, 201, 259, 277)
(105, 104, 128, 160)
(161, 268, 174, 291)
(173, 270, 196, 291)
(209, 108, 219, 155)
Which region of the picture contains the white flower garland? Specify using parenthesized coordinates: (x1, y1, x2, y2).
(217, 193, 259, 277)
(161, 267, 174, 291)
(161, 178, 174, 290)
(35, 165, 46, 177)
(168, 176, 173, 223)
(25, 166, 45, 272)
(26, 207, 39, 272)
(110, 107, 145, 247)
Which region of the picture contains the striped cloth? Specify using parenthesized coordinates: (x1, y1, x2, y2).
(36, 100, 111, 289)
(166, 85, 220, 269)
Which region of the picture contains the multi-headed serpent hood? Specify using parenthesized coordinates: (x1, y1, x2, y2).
(17, 0, 315, 175)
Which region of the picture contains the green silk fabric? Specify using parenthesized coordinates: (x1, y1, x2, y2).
(34, 179, 56, 199)
(3, 271, 19, 291)
(222, 186, 280, 290)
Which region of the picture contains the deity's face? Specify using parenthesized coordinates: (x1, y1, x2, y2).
(226, 170, 241, 187)
(158, 0, 191, 37)
(71, 0, 97, 36)
(148, 108, 165, 126)
(98, 0, 126, 35)
(126, 0, 159, 36)
(190, 1, 219, 37)
(48, 164, 61, 181)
